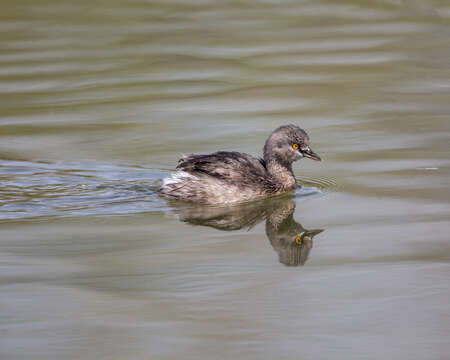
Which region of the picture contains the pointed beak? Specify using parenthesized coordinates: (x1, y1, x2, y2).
(299, 229, 324, 245)
(302, 147, 321, 161)
(305, 229, 324, 237)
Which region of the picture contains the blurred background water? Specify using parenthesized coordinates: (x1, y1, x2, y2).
(0, 1, 449, 359)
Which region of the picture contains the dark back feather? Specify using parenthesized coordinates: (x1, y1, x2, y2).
(177, 151, 275, 189)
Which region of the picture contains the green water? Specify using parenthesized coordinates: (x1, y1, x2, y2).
(1, 1, 449, 359)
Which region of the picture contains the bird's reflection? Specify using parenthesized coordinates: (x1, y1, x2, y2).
(171, 196, 324, 266)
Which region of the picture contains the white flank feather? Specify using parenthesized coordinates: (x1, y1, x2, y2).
(162, 171, 195, 186)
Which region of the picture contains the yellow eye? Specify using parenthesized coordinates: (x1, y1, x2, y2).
(295, 236, 301, 244)
(292, 143, 299, 150)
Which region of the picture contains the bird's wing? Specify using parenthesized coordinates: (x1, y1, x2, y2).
(177, 151, 268, 185)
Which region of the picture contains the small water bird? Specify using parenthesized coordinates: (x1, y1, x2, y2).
(159, 124, 321, 204)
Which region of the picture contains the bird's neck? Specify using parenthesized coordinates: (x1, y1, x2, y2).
(266, 200, 296, 230)
(266, 159, 296, 191)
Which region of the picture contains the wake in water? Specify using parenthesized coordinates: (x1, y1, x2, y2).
(0, 160, 331, 221)
(0, 160, 168, 220)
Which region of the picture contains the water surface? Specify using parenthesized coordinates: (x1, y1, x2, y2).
(1, 1, 449, 359)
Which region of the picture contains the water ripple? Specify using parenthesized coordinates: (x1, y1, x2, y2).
(0, 160, 168, 220)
